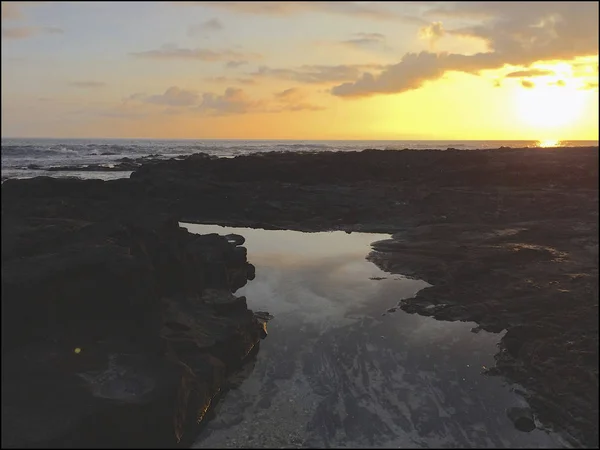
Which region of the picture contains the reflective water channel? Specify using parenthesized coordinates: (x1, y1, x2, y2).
(181, 224, 569, 449)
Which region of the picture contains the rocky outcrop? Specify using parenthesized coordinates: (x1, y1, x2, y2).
(1, 213, 265, 448)
(2, 146, 598, 447)
(366, 219, 598, 446)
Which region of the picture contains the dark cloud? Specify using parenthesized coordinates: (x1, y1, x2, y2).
(187, 18, 223, 36)
(505, 69, 555, 78)
(2, 26, 63, 39)
(68, 81, 107, 88)
(130, 44, 260, 62)
(521, 79, 535, 89)
(331, 2, 598, 97)
(332, 52, 461, 97)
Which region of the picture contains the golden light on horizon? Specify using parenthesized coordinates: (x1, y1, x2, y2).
(538, 139, 560, 147)
(514, 83, 586, 132)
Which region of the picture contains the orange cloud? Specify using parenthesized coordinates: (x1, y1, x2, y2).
(505, 69, 555, 78)
(331, 2, 598, 97)
(2, 26, 63, 39)
(1, 3, 23, 21)
(521, 80, 535, 89)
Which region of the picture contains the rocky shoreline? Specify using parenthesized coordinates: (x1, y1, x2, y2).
(1, 213, 267, 447)
(2, 146, 598, 447)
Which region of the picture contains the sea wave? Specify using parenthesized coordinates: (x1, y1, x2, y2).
(2, 138, 597, 182)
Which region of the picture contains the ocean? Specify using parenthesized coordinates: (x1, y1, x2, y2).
(1, 138, 598, 182)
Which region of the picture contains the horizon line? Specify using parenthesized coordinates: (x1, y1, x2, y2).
(2, 137, 598, 142)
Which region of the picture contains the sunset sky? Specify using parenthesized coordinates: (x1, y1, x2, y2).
(1, 1, 598, 140)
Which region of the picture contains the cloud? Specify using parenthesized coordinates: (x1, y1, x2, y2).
(331, 52, 459, 97)
(198, 87, 264, 115)
(418, 21, 445, 49)
(187, 18, 223, 36)
(145, 86, 200, 106)
(2, 2, 50, 21)
(130, 44, 260, 62)
(124, 87, 200, 107)
(94, 110, 148, 120)
(505, 68, 555, 78)
(124, 92, 147, 104)
(195, 1, 424, 23)
(331, 2, 599, 97)
(251, 63, 385, 85)
(1, 3, 23, 21)
(274, 88, 304, 101)
(204, 76, 257, 85)
(123, 84, 324, 116)
(124, 86, 261, 115)
(2, 26, 63, 39)
(521, 80, 535, 89)
(340, 32, 388, 50)
(68, 81, 107, 88)
(581, 81, 598, 90)
(225, 60, 248, 69)
(571, 60, 599, 77)
(273, 87, 325, 112)
(548, 79, 566, 87)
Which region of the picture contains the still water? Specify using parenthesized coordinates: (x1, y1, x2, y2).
(181, 224, 568, 448)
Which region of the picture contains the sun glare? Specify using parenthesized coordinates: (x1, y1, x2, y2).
(537, 139, 560, 147)
(515, 83, 586, 132)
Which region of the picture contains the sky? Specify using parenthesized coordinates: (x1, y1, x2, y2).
(1, 1, 598, 140)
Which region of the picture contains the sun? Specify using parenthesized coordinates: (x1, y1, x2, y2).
(514, 83, 586, 132)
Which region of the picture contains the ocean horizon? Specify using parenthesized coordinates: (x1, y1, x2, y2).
(2, 137, 598, 182)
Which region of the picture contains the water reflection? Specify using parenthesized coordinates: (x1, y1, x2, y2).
(181, 224, 568, 448)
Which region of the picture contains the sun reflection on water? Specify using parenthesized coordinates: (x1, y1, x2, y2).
(537, 139, 561, 148)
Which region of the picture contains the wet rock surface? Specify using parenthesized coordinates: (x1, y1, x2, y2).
(2, 146, 598, 447)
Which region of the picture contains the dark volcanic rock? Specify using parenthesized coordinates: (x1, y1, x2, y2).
(1, 146, 598, 447)
(1, 213, 267, 448)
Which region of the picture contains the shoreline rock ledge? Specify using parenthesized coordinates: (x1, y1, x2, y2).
(1, 213, 266, 448)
